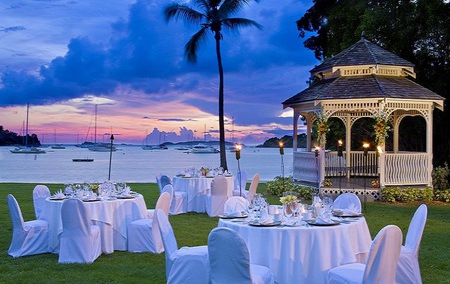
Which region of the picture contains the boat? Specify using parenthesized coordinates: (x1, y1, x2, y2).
(10, 103, 46, 154)
(72, 158, 94, 162)
(189, 143, 219, 154)
(51, 144, 66, 149)
(142, 144, 168, 150)
(88, 143, 117, 152)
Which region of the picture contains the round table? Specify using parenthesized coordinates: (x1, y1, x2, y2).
(43, 194, 147, 254)
(218, 217, 372, 284)
(173, 176, 234, 212)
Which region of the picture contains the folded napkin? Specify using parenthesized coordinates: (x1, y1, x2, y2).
(342, 203, 360, 215)
(315, 212, 334, 224)
(224, 203, 243, 217)
(123, 186, 131, 195)
(53, 190, 65, 198)
(258, 209, 272, 224)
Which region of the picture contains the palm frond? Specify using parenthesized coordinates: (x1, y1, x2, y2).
(184, 27, 210, 63)
(220, 0, 259, 16)
(164, 3, 204, 25)
(222, 18, 263, 32)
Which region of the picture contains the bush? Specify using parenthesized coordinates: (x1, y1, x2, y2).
(266, 176, 314, 200)
(380, 187, 434, 203)
(434, 189, 450, 203)
(432, 163, 449, 191)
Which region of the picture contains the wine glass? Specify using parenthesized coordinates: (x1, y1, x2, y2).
(284, 202, 293, 221)
(290, 200, 300, 222)
(323, 194, 334, 213)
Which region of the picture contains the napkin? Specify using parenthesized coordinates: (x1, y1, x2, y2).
(315, 212, 334, 224)
(224, 203, 243, 217)
(53, 190, 65, 198)
(342, 203, 360, 215)
(258, 209, 271, 224)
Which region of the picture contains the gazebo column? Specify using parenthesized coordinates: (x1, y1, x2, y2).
(345, 113, 352, 179)
(393, 112, 400, 153)
(426, 108, 434, 186)
(305, 113, 313, 151)
(292, 110, 301, 151)
(379, 144, 386, 187)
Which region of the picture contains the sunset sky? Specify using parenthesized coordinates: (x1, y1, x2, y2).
(0, 0, 318, 145)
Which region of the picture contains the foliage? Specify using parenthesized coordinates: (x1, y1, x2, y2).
(164, 0, 262, 171)
(432, 163, 449, 191)
(314, 111, 329, 146)
(434, 189, 450, 203)
(380, 186, 434, 203)
(373, 110, 391, 147)
(266, 176, 314, 200)
(296, 0, 450, 166)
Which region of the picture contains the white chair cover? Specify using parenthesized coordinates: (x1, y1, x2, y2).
(156, 173, 163, 193)
(396, 204, 427, 284)
(147, 184, 174, 218)
(224, 196, 249, 215)
(205, 176, 229, 217)
(208, 227, 274, 284)
(58, 198, 102, 263)
(128, 192, 171, 253)
(168, 185, 188, 215)
(156, 209, 209, 284)
(233, 170, 248, 197)
(246, 173, 260, 201)
(7, 194, 49, 258)
(33, 184, 51, 220)
(333, 193, 362, 213)
(327, 225, 403, 284)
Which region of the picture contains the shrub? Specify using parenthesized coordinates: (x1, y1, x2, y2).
(380, 186, 434, 203)
(432, 163, 449, 191)
(266, 176, 314, 200)
(434, 189, 450, 203)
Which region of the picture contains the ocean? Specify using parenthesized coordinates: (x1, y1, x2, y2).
(0, 145, 293, 184)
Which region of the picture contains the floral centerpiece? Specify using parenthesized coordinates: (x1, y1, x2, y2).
(200, 167, 210, 176)
(90, 183, 99, 194)
(373, 110, 391, 146)
(323, 179, 332, 187)
(315, 111, 329, 146)
(371, 179, 380, 188)
(280, 194, 297, 204)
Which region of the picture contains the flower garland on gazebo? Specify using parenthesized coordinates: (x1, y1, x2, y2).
(373, 111, 391, 146)
(315, 112, 329, 146)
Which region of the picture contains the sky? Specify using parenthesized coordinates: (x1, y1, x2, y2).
(0, 0, 318, 145)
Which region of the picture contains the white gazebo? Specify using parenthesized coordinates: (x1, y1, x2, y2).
(282, 38, 444, 196)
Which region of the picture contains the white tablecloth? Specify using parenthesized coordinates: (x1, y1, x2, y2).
(219, 217, 372, 284)
(173, 176, 234, 212)
(43, 195, 147, 254)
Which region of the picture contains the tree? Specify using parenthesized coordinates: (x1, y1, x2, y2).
(296, 0, 450, 166)
(164, 0, 262, 171)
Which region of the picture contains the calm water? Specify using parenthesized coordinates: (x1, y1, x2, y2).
(0, 145, 293, 183)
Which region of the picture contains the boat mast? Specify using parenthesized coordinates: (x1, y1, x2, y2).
(25, 103, 29, 147)
(94, 104, 98, 144)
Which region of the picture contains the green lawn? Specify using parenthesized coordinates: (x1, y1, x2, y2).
(0, 183, 449, 283)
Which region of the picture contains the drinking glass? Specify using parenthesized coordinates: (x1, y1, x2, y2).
(290, 200, 300, 221)
(283, 202, 293, 221)
(323, 194, 334, 213)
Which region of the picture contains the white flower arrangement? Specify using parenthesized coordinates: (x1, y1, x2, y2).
(280, 194, 297, 204)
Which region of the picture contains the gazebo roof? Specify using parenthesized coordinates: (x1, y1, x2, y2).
(310, 38, 414, 74)
(282, 75, 445, 106)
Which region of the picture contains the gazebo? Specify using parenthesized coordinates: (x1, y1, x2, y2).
(282, 38, 445, 198)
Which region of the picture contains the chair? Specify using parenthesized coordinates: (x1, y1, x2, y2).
(327, 225, 403, 284)
(7, 194, 49, 258)
(58, 198, 102, 263)
(233, 170, 248, 197)
(208, 227, 274, 284)
(396, 204, 428, 284)
(128, 191, 171, 253)
(33, 184, 51, 220)
(246, 173, 260, 201)
(333, 192, 362, 213)
(224, 196, 249, 215)
(156, 173, 163, 193)
(205, 175, 229, 217)
(156, 209, 209, 284)
(147, 184, 174, 218)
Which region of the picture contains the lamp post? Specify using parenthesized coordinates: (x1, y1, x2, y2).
(315, 146, 320, 195)
(235, 144, 242, 196)
(362, 142, 369, 212)
(108, 134, 114, 181)
(338, 139, 343, 193)
(279, 142, 285, 191)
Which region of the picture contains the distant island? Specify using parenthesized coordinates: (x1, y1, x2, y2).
(0, 125, 41, 146)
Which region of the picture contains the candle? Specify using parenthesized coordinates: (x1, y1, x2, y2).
(279, 142, 284, 155)
(337, 139, 343, 157)
(315, 146, 320, 157)
(363, 142, 369, 156)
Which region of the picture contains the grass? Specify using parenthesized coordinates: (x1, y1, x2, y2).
(0, 183, 449, 283)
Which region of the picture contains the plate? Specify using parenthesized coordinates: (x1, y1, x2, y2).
(82, 198, 101, 202)
(219, 214, 248, 219)
(50, 196, 67, 201)
(306, 220, 340, 226)
(117, 195, 135, 199)
(332, 212, 363, 218)
(248, 221, 281, 227)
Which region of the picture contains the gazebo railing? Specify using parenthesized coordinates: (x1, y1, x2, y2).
(385, 152, 429, 185)
(293, 151, 320, 186)
(325, 151, 378, 177)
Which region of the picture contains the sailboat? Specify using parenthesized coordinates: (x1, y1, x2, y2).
(142, 132, 168, 150)
(78, 104, 116, 152)
(10, 103, 46, 154)
(51, 129, 65, 149)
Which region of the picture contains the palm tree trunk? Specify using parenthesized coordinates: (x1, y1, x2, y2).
(215, 34, 228, 171)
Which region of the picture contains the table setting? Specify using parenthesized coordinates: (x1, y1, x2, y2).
(218, 191, 372, 284)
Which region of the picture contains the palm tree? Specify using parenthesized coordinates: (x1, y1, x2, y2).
(164, 0, 262, 171)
